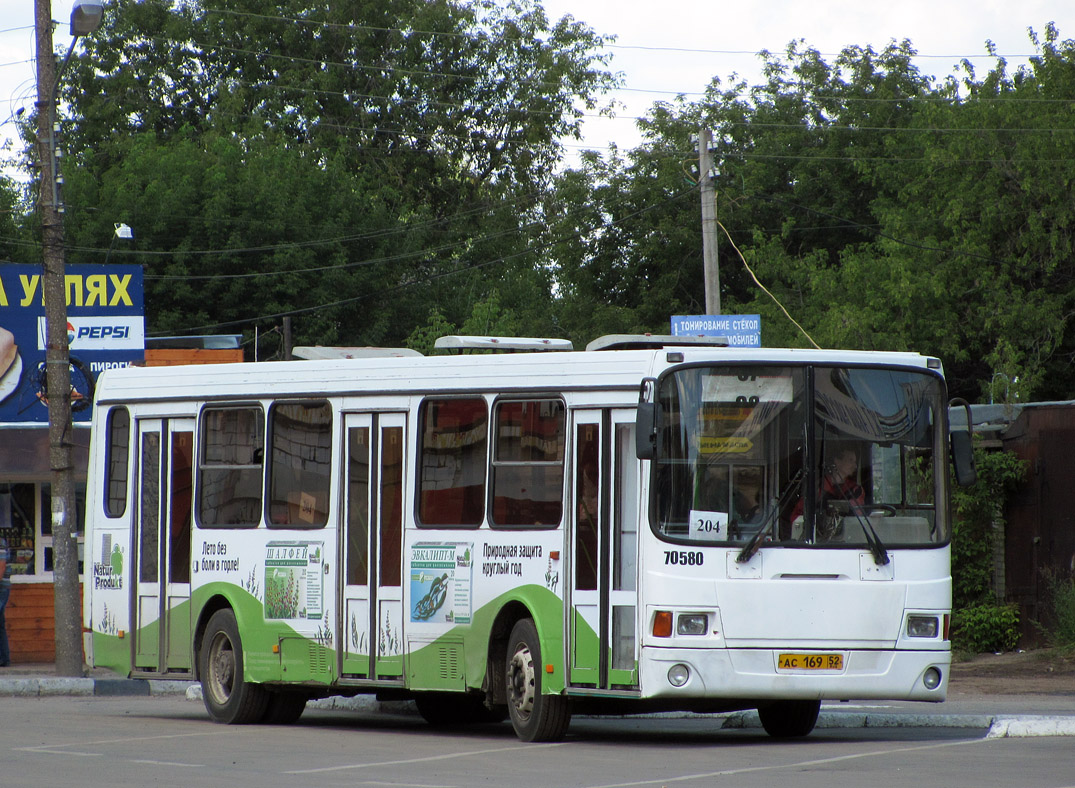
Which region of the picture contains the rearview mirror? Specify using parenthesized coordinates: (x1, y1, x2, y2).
(636, 377, 658, 459)
(636, 402, 656, 459)
(949, 398, 977, 487)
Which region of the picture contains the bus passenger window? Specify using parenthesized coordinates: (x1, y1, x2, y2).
(491, 400, 565, 528)
(575, 424, 599, 590)
(198, 407, 264, 527)
(105, 407, 130, 517)
(346, 427, 370, 586)
(268, 401, 332, 528)
(418, 398, 487, 527)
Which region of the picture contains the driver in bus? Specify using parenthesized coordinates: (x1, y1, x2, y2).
(789, 445, 865, 539)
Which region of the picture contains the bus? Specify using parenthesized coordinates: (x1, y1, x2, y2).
(82, 335, 975, 741)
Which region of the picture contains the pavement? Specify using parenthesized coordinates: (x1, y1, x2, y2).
(1, 662, 1073, 738)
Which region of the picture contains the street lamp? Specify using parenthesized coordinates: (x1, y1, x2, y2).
(105, 222, 133, 264)
(34, 0, 105, 677)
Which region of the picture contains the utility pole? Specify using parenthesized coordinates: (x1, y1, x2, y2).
(282, 316, 293, 360)
(699, 127, 720, 315)
(35, 0, 82, 676)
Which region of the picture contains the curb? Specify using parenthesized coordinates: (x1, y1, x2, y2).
(5, 677, 1075, 738)
(0, 677, 195, 698)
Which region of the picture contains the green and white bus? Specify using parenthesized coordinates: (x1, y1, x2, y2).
(82, 335, 974, 741)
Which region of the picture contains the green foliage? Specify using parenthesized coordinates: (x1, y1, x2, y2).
(546, 26, 1075, 398)
(951, 445, 1026, 610)
(13, 0, 613, 351)
(952, 603, 1021, 654)
(11, 4, 1075, 400)
(406, 308, 456, 356)
(1039, 570, 1075, 649)
(404, 290, 519, 355)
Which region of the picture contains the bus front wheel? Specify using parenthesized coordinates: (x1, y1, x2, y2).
(199, 609, 269, 724)
(757, 699, 821, 738)
(262, 690, 307, 725)
(505, 618, 570, 742)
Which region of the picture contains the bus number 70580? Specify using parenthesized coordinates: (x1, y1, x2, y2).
(664, 550, 704, 566)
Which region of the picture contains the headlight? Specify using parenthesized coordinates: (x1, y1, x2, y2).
(907, 615, 940, 638)
(668, 664, 690, 687)
(923, 667, 943, 690)
(677, 614, 708, 636)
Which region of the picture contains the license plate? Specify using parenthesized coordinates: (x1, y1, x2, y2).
(777, 653, 844, 670)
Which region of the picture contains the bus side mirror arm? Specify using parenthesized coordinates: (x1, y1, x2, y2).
(636, 378, 658, 460)
(949, 398, 977, 487)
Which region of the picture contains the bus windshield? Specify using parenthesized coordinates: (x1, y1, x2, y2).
(653, 364, 946, 548)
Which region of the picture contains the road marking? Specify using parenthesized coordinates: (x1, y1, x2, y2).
(286, 742, 567, 775)
(15, 749, 103, 757)
(580, 737, 989, 787)
(15, 731, 215, 757)
(130, 759, 203, 768)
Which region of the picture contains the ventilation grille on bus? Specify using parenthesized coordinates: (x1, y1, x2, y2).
(437, 643, 463, 681)
(309, 643, 330, 677)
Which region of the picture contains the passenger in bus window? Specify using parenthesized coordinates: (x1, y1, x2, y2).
(733, 467, 763, 520)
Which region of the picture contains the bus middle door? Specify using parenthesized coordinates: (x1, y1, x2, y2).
(339, 412, 406, 681)
(132, 417, 194, 675)
(569, 408, 640, 690)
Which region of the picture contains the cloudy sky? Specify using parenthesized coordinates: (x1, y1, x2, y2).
(539, 0, 1070, 154)
(0, 0, 1070, 164)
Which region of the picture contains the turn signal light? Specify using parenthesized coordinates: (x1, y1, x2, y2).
(653, 610, 673, 637)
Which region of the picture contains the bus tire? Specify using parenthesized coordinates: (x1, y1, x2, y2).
(262, 690, 307, 725)
(199, 609, 269, 724)
(505, 618, 570, 742)
(757, 699, 821, 738)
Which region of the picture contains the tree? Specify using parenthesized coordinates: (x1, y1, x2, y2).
(550, 27, 1075, 401)
(44, 0, 616, 350)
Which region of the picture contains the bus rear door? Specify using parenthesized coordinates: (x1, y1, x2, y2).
(132, 417, 194, 675)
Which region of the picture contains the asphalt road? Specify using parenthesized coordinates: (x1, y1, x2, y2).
(4, 694, 1075, 788)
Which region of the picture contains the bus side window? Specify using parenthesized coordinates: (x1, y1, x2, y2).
(104, 406, 131, 517)
(417, 398, 487, 527)
(575, 424, 599, 591)
(267, 401, 332, 528)
(198, 406, 265, 527)
(491, 399, 565, 528)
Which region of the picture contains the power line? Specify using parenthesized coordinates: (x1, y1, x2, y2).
(203, 7, 1042, 63)
(152, 182, 698, 335)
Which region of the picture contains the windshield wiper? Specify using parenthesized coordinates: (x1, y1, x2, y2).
(850, 508, 890, 566)
(737, 470, 802, 564)
(829, 487, 890, 567)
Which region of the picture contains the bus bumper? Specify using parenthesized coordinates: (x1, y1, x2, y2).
(640, 646, 950, 702)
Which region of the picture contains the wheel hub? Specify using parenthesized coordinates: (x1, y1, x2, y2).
(508, 644, 536, 719)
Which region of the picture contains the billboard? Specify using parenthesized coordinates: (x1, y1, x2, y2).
(671, 314, 762, 347)
(0, 264, 144, 423)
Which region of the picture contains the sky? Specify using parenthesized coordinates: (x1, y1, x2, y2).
(538, 0, 1070, 156)
(0, 0, 1071, 168)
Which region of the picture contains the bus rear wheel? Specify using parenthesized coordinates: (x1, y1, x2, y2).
(505, 618, 570, 742)
(199, 609, 269, 724)
(757, 699, 821, 738)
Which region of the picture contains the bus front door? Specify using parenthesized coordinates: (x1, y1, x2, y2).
(339, 412, 407, 681)
(132, 417, 194, 675)
(569, 409, 640, 690)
